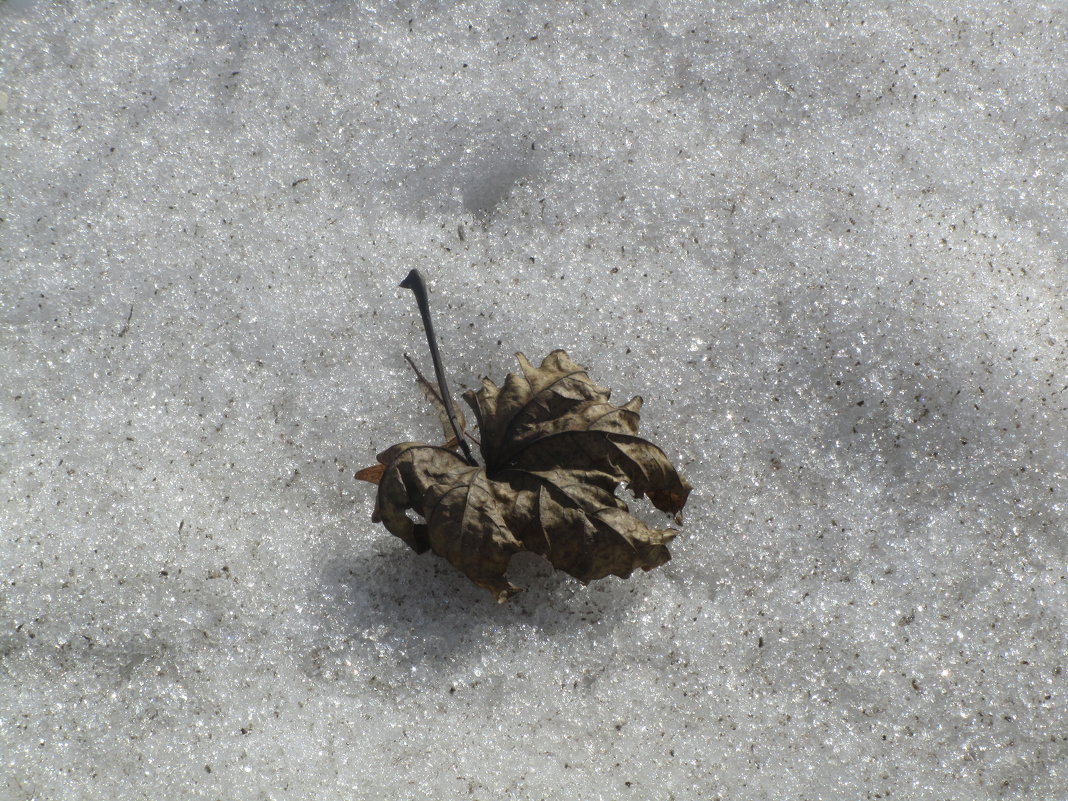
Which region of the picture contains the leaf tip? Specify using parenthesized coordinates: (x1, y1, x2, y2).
(514, 351, 535, 375)
(354, 463, 386, 484)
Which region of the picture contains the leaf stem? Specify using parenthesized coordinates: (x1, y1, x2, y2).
(399, 269, 478, 466)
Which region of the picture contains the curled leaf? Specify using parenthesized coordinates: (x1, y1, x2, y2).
(369, 350, 692, 601)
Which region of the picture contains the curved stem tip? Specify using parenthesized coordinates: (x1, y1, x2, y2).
(400, 269, 478, 466)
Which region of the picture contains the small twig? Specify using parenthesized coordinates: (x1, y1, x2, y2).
(399, 269, 477, 466)
(404, 352, 463, 438)
(118, 304, 134, 338)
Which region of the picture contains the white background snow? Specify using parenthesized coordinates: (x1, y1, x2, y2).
(1, 2, 1066, 799)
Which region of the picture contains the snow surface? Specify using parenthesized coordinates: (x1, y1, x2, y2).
(1, 2, 1066, 799)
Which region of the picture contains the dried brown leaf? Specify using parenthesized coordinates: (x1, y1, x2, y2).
(368, 350, 692, 601)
